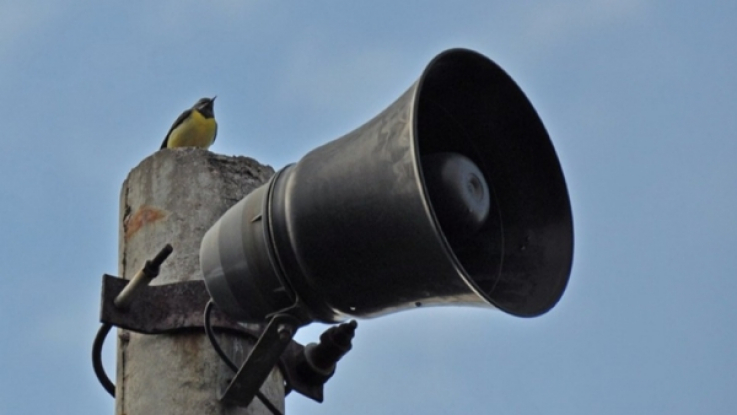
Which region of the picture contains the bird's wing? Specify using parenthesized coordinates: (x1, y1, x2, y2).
(212, 122, 218, 145)
(160, 108, 193, 149)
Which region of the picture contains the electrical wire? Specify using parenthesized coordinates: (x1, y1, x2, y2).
(204, 300, 285, 415)
(204, 300, 239, 372)
(92, 323, 116, 397)
(93, 302, 285, 415)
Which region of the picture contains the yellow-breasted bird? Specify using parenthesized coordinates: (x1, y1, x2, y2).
(160, 97, 218, 150)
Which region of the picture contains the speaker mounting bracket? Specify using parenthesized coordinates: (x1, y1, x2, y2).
(94, 272, 356, 405)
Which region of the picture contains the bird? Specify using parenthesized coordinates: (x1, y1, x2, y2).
(160, 97, 218, 150)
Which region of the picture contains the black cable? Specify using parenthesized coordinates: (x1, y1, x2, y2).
(93, 307, 284, 415)
(204, 300, 284, 415)
(204, 300, 239, 372)
(92, 323, 116, 397)
(94, 244, 173, 398)
(92, 297, 283, 414)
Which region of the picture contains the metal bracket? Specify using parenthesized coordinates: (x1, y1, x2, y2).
(219, 313, 301, 407)
(97, 274, 354, 405)
(100, 274, 258, 337)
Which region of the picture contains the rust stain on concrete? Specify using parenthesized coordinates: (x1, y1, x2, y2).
(124, 206, 166, 241)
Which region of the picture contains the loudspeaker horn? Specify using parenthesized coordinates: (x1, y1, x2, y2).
(200, 48, 573, 324)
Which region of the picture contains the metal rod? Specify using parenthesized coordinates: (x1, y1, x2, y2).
(114, 244, 173, 309)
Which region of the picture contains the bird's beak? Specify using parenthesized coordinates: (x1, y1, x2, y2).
(211, 96, 217, 102)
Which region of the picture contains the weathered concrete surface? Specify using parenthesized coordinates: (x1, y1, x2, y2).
(116, 148, 282, 415)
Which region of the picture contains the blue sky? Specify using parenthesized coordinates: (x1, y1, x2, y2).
(1, 1, 735, 414)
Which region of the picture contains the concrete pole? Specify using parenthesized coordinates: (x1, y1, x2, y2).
(115, 148, 283, 415)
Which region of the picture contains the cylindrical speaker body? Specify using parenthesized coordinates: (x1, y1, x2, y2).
(268, 84, 484, 322)
(201, 48, 573, 323)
